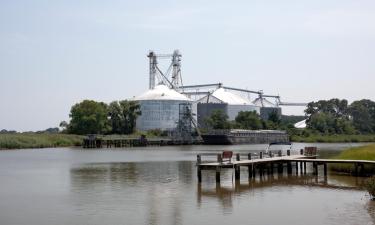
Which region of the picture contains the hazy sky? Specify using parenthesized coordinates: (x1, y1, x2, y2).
(1, 0, 374, 131)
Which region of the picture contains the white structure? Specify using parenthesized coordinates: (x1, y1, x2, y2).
(134, 85, 192, 131)
(196, 88, 260, 120)
(252, 97, 276, 107)
(294, 119, 307, 129)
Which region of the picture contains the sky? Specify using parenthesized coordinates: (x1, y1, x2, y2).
(0, 0, 374, 131)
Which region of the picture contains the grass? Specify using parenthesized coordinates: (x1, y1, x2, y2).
(0, 133, 84, 150)
(330, 144, 375, 175)
(290, 134, 375, 143)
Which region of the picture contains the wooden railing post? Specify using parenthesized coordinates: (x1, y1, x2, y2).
(217, 154, 222, 164)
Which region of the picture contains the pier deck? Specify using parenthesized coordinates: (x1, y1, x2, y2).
(196, 148, 375, 183)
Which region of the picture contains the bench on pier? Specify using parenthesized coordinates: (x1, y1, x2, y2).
(222, 151, 233, 163)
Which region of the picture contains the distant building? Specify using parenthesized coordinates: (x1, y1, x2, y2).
(196, 88, 259, 128)
(253, 97, 282, 120)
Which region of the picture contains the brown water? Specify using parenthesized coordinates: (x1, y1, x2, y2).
(0, 143, 374, 225)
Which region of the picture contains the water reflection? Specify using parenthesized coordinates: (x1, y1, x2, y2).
(197, 173, 364, 209)
(70, 161, 193, 225)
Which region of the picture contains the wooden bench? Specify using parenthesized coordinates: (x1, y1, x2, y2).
(222, 151, 233, 163)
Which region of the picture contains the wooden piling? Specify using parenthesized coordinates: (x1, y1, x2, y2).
(295, 162, 299, 175)
(235, 165, 240, 180)
(216, 167, 221, 183)
(248, 153, 252, 179)
(323, 163, 327, 177)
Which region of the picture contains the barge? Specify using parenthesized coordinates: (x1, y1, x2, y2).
(201, 129, 289, 145)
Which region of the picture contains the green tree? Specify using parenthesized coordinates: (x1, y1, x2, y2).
(349, 99, 375, 133)
(108, 100, 141, 134)
(234, 111, 262, 130)
(205, 109, 230, 129)
(108, 101, 122, 134)
(68, 100, 110, 135)
(119, 100, 141, 134)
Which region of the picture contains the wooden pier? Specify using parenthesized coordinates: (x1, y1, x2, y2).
(196, 147, 375, 183)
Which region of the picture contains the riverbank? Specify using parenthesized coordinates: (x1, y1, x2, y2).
(290, 134, 375, 143)
(0, 133, 83, 150)
(330, 144, 375, 174)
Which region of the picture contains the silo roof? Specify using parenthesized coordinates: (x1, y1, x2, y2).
(134, 84, 191, 101)
(252, 97, 276, 107)
(211, 88, 252, 105)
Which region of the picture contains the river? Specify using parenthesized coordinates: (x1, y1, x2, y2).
(0, 143, 374, 225)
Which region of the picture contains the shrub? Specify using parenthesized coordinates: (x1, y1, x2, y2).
(365, 176, 375, 200)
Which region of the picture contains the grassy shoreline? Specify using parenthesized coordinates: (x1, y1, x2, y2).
(0, 133, 84, 150)
(330, 144, 375, 175)
(1, 133, 375, 150)
(290, 134, 375, 143)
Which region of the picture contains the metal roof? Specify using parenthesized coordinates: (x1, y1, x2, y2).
(134, 84, 192, 101)
(211, 88, 252, 105)
(252, 97, 276, 107)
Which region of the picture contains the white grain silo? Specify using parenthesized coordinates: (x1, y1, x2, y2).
(196, 88, 260, 122)
(134, 84, 192, 131)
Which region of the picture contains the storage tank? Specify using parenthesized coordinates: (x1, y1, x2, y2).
(196, 88, 260, 121)
(134, 85, 192, 131)
(252, 97, 282, 120)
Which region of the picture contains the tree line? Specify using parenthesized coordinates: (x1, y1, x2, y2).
(60, 100, 141, 135)
(305, 99, 375, 134)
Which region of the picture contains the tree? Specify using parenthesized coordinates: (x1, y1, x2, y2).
(59, 121, 69, 132)
(68, 100, 110, 135)
(119, 100, 141, 134)
(108, 100, 141, 134)
(205, 109, 230, 129)
(108, 101, 122, 134)
(234, 111, 262, 130)
(349, 99, 375, 133)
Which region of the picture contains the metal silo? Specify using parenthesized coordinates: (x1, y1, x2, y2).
(134, 85, 192, 131)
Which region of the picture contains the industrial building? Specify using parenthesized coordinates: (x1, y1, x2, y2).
(134, 50, 306, 135)
(195, 87, 260, 128)
(252, 97, 282, 120)
(133, 84, 192, 131)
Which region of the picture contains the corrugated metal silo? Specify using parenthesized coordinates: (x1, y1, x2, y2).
(134, 85, 192, 131)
